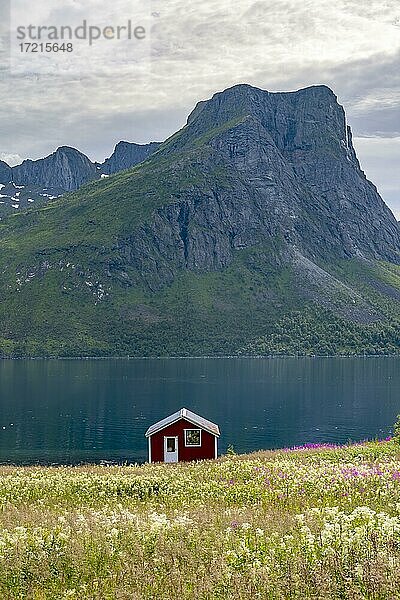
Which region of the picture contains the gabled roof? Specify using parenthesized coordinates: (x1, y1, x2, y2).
(145, 408, 220, 438)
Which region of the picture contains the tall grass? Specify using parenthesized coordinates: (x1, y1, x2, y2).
(1, 440, 400, 598)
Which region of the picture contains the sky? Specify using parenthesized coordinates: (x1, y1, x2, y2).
(0, 0, 399, 215)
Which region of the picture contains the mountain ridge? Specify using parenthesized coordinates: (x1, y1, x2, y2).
(0, 140, 161, 217)
(0, 83, 399, 357)
(99, 141, 161, 175)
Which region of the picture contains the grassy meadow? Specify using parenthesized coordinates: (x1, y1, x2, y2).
(1, 440, 400, 598)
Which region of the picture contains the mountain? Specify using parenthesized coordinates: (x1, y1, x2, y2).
(100, 141, 161, 175)
(0, 83, 400, 357)
(0, 147, 93, 218)
(12, 146, 98, 191)
(0, 142, 161, 218)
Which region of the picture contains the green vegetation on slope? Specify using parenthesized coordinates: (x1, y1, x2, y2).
(241, 307, 400, 356)
(0, 441, 400, 598)
(0, 243, 297, 356)
(0, 149, 214, 252)
(1, 240, 400, 357)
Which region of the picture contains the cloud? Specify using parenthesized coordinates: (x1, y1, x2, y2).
(0, 152, 23, 166)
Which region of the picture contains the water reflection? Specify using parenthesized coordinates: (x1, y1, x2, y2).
(0, 357, 398, 464)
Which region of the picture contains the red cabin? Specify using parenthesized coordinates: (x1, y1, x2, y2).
(145, 408, 220, 463)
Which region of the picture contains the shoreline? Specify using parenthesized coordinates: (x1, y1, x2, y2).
(1, 353, 400, 361)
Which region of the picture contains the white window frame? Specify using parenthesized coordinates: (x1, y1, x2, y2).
(184, 428, 202, 447)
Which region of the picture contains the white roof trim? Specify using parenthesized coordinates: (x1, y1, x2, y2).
(145, 408, 220, 438)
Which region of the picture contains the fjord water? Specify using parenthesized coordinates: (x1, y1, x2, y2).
(0, 358, 398, 465)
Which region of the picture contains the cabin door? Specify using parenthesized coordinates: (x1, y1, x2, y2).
(164, 436, 178, 463)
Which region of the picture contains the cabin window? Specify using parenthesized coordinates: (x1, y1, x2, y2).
(166, 437, 176, 452)
(184, 429, 201, 447)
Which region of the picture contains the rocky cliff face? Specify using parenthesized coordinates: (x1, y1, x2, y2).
(114, 84, 400, 291)
(12, 146, 99, 192)
(0, 160, 12, 184)
(100, 141, 160, 175)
